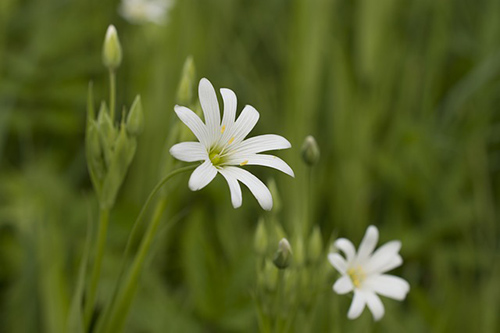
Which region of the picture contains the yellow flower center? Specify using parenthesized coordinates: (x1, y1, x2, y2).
(209, 152, 221, 165)
(347, 266, 366, 288)
(209, 136, 236, 166)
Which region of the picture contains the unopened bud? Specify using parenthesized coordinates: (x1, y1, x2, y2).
(301, 135, 320, 166)
(126, 95, 144, 136)
(87, 121, 102, 161)
(86, 121, 106, 181)
(176, 56, 196, 105)
(254, 218, 268, 255)
(100, 124, 136, 209)
(102, 25, 122, 70)
(97, 102, 115, 167)
(273, 238, 292, 269)
(307, 225, 323, 263)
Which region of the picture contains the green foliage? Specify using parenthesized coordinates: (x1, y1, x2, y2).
(1, 0, 500, 332)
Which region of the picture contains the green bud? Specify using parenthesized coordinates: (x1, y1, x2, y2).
(100, 124, 136, 209)
(254, 218, 268, 255)
(176, 56, 196, 105)
(307, 225, 323, 264)
(267, 178, 281, 213)
(273, 238, 292, 269)
(87, 121, 102, 162)
(126, 95, 144, 136)
(97, 102, 116, 167)
(102, 25, 122, 70)
(86, 120, 106, 185)
(301, 135, 320, 166)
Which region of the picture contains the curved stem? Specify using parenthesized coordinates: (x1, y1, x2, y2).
(84, 208, 109, 330)
(122, 164, 196, 261)
(95, 164, 196, 333)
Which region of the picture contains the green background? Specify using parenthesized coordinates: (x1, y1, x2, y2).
(1, 0, 499, 332)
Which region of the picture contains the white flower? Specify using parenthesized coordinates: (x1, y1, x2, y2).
(119, 0, 174, 25)
(170, 78, 294, 211)
(328, 225, 410, 321)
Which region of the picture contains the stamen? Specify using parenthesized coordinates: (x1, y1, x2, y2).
(347, 266, 366, 288)
(220, 125, 226, 134)
(240, 160, 248, 166)
(228, 137, 235, 145)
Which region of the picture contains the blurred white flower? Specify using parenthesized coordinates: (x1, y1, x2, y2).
(328, 225, 410, 321)
(119, 0, 174, 25)
(170, 78, 294, 210)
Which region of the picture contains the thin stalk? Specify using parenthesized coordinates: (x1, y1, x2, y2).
(109, 69, 116, 120)
(84, 208, 110, 329)
(95, 165, 196, 333)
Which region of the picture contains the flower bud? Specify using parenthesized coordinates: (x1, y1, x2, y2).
(307, 225, 323, 263)
(87, 121, 102, 162)
(273, 238, 292, 269)
(301, 135, 320, 166)
(102, 25, 122, 70)
(126, 95, 144, 136)
(86, 120, 106, 182)
(176, 56, 196, 105)
(100, 124, 136, 209)
(97, 102, 115, 167)
(254, 218, 268, 255)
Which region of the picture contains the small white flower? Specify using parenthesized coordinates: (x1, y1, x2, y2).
(170, 78, 294, 210)
(328, 225, 410, 321)
(119, 0, 174, 25)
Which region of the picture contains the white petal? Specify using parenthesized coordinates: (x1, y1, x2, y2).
(365, 274, 410, 301)
(376, 254, 403, 273)
(221, 166, 272, 210)
(225, 154, 294, 177)
(220, 88, 237, 128)
(228, 105, 259, 146)
(334, 238, 356, 263)
(218, 168, 243, 209)
(233, 134, 292, 155)
(169, 142, 207, 162)
(365, 291, 385, 321)
(188, 160, 217, 191)
(333, 275, 354, 295)
(356, 225, 379, 264)
(328, 253, 348, 274)
(365, 241, 402, 274)
(174, 105, 209, 147)
(198, 78, 221, 142)
(347, 291, 366, 320)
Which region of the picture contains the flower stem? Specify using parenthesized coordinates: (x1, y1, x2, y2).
(95, 164, 196, 333)
(84, 207, 110, 330)
(109, 69, 116, 121)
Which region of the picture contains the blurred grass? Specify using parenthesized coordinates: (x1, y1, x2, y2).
(1, 0, 500, 332)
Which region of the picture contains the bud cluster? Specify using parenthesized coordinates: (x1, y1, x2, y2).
(85, 25, 144, 209)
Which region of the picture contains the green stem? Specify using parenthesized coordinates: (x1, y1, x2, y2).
(96, 165, 196, 333)
(274, 270, 286, 333)
(84, 208, 110, 330)
(109, 69, 116, 121)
